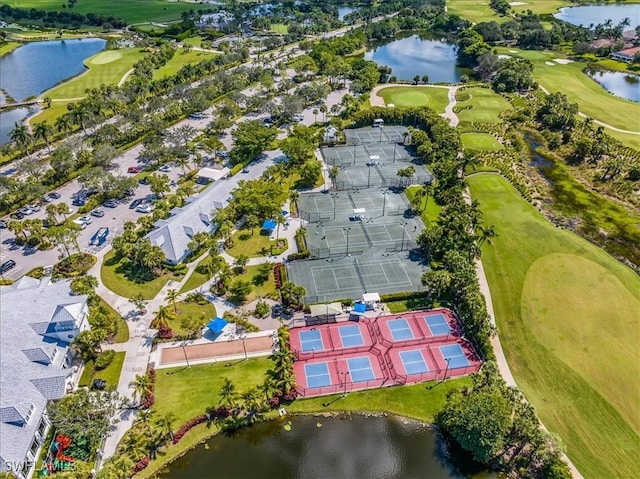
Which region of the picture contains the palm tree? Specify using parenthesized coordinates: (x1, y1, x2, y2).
(329, 166, 339, 189)
(319, 104, 327, 122)
(56, 202, 70, 220)
(218, 377, 238, 409)
(477, 224, 497, 247)
(294, 226, 307, 249)
(274, 213, 285, 242)
(130, 373, 152, 405)
(166, 289, 180, 313)
(9, 123, 32, 155)
(96, 455, 135, 479)
(55, 114, 72, 135)
(155, 412, 176, 442)
(234, 254, 249, 273)
(175, 155, 190, 175)
(312, 108, 319, 122)
(136, 409, 157, 437)
(119, 431, 148, 462)
(152, 305, 175, 329)
(45, 203, 59, 226)
(217, 262, 233, 289)
(33, 121, 54, 154)
(246, 214, 259, 235)
(289, 190, 299, 213)
(7, 220, 27, 242)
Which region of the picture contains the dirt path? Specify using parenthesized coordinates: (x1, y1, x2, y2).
(370, 83, 460, 126)
(117, 68, 135, 87)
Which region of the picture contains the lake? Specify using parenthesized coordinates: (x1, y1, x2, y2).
(0, 38, 106, 102)
(0, 106, 36, 145)
(159, 415, 496, 479)
(553, 4, 640, 27)
(587, 69, 640, 102)
(365, 33, 463, 83)
(338, 6, 359, 21)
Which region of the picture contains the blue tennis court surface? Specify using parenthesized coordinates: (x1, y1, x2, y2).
(299, 329, 324, 353)
(424, 314, 452, 336)
(440, 344, 470, 368)
(305, 362, 332, 388)
(399, 350, 429, 375)
(339, 325, 364, 347)
(388, 318, 414, 341)
(346, 357, 376, 382)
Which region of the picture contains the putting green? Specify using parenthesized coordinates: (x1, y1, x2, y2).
(87, 50, 123, 65)
(469, 173, 640, 478)
(461, 133, 503, 152)
(377, 86, 449, 113)
(456, 87, 511, 124)
(522, 253, 640, 432)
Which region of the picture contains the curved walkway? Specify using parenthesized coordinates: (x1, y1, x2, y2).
(538, 86, 639, 135)
(117, 68, 135, 87)
(369, 83, 460, 126)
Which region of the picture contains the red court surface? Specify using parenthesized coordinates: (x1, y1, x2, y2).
(293, 308, 481, 398)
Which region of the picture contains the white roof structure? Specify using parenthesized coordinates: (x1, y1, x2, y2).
(310, 302, 343, 317)
(353, 208, 366, 214)
(197, 167, 227, 182)
(362, 292, 380, 303)
(0, 278, 89, 474)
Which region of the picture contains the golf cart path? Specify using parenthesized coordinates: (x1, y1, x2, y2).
(464, 185, 584, 479)
(370, 83, 460, 126)
(538, 86, 639, 135)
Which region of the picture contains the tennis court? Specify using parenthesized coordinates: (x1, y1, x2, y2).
(424, 313, 452, 336)
(304, 362, 333, 388)
(344, 126, 409, 145)
(338, 324, 365, 347)
(399, 350, 430, 375)
(299, 329, 324, 353)
(346, 356, 376, 382)
(439, 344, 471, 369)
(387, 318, 415, 341)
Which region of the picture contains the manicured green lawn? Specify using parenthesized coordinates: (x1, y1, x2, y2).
(496, 48, 639, 133)
(456, 87, 512, 124)
(179, 256, 213, 294)
(226, 226, 287, 258)
(100, 249, 173, 300)
(269, 23, 288, 34)
(447, 0, 570, 24)
(169, 300, 216, 336)
(230, 264, 278, 303)
(468, 174, 640, 479)
(377, 86, 449, 113)
(93, 295, 129, 343)
(78, 351, 126, 390)
(461, 133, 504, 153)
(405, 185, 441, 225)
(0, 41, 21, 56)
(0, 0, 201, 23)
(153, 49, 216, 79)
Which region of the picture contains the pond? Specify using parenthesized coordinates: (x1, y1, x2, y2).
(553, 4, 640, 27)
(587, 69, 640, 102)
(365, 32, 463, 83)
(338, 6, 360, 21)
(0, 106, 36, 145)
(159, 415, 497, 479)
(0, 38, 106, 102)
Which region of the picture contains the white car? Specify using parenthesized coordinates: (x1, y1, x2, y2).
(72, 218, 88, 229)
(136, 204, 154, 214)
(78, 215, 93, 225)
(159, 164, 171, 173)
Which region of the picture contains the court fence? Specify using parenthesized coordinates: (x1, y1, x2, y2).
(334, 176, 432, 191)
(295, 376, 388, 398)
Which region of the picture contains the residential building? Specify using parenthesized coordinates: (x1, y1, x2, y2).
(195, 12, 234, 31)
(610, 46, 640, 63)
(0, 277, 89, 479)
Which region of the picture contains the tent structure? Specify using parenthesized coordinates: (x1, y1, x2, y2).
(262, 219, 277, 231)
(310, 302, 343, 318)
(197, 167, 226, 182)
(362, 292, 380, 304)
(352, 303, 367, 316)
(207, 317, 228, 333)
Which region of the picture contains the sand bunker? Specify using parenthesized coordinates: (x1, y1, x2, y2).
(545, 61, 555, 66)
(498, 54, 511, 59)
(509, 2, 528, 5)
(509, 49, 519, 53)
(554, 58, 574, 64)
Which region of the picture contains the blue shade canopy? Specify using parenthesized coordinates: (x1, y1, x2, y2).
(207, 317, 228, 333)
(262, 219, 277, 230)
(353, 303, 367, 314)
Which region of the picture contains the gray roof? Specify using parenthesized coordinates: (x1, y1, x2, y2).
(0, 278, 88, 470)
(145, 181, 223, 263)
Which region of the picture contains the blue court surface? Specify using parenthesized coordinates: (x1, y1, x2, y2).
(439, 344, 470, 368)
(399, 350, 429, 375)
(346, 357, 376, 382)
(424, 314, 452, 336)
(299, 329, 324, 353)
(338, 324, 364, 347)
(388, 318, 414, 341)
(304, 362, 332, 388)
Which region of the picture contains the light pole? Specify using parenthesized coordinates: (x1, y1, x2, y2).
(381, 189, 388, 217)
(343, 227, 351, 256)
(240, 334, 247, 360)
(341, 371, 350, 397)
(399, 221, 407, 251)
(181, 342, 191, 368)
(331, 193, 339, 220)
(352, 137, 361, 166)
(367, 164, 372, 188)
(443, 357, 450, 381)
(379, 125, 384, 143)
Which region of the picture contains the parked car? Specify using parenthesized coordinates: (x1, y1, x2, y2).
(42, 195, 53, 203)
(19, 206, 33, 216)
(0, 260, 16, 274)
(0, 220, 7, 229)
(216, 151, 229, 158)
(90, 209, 105, 218)
(135, 203, 154, 214)
(129, 198, 144, 209)
(127, 166, 141, 174)
(242, 168, 249, 173)
(124, 187, 136, 197)
(11, 212, 24, 220)
(48, 192, 61, 199)
(72, 197, 86, 207)
(189, 112, 204, 119)
(290, 113, 304, 122)
(72, 218, 88, 230)
(138, 176, 150, 185)
(78, 215, 92, 225)
(159, 164, 171, 173)
(103, 199, 118, 208)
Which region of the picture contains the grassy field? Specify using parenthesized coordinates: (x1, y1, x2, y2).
(101, 249, 173, 300)
(93, 295, 129, 343)
(0, 41, 22, 56)
(496, 48, 640, 133)
(0, 0, 200, 24)
(377, 86, 449, 113)
(152, 49, 216, 79)
(78, 351, 126, 390)
(456, 86, 512, 126)
(468, 173, 640, 479)
(447, 0, 570, 24)
(226, 226, 286, 258)
(269, 23, 289, 34)
(229, 264, 279, 303)
(461, 133, 504, 153)
(179, 256, 213, 293)
(170, 300, 216, 336)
